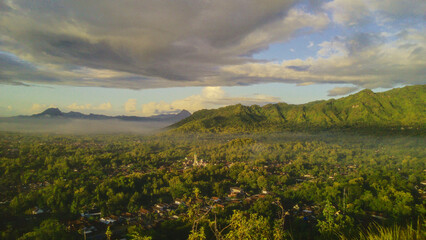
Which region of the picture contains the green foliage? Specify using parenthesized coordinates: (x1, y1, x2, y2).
(224, 210, 272, 240)
(18, 219, 69, 240)
(339, 220, 425, 240)
(105, 226, 112, 240)
(127, 225, 153, 240)
(317, 200, 354, 236)
(188, 226, 206, 240)
(171, 85, 426, 133)
(0, 131, 424, 239)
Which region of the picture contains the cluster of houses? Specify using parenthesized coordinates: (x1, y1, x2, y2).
(182, 153, 208, 169)
(291, 204, 320, 222)
(63, 186, 273, 239)
(22, 154, 373, 239)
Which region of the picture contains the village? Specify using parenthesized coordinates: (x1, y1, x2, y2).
(62, 185, 322, 240)
(27, 154, 329, 240)
(19, 151, 407, 240)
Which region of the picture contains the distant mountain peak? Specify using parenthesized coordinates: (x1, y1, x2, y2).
(37, 108, 63, 116)
(178, 110, 191, 116)
(26, 107, 191, 124)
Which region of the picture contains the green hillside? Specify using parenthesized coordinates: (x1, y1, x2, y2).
(170, 85, 426, 133)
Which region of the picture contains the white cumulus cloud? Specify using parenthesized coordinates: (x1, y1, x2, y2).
(137, 87, 281, 116)
(67, 102, 112, 111)
(124, 99, 137, 113)
(222, 29, 426, 89)
(30, 103, 57, 113)
(324, 0, 426, 26)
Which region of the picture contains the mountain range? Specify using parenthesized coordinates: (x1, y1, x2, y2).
(0, 108, 191, 134)
(20, 108, 191, 122)
(170, 85, 425, 133)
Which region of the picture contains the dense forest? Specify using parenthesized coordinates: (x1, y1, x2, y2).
(171, 85, 425, 133)
(0, 131, 424, 239)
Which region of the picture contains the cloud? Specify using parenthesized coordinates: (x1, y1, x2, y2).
(137, 86, 281, 116)
(31, 103, 57, 113)
(0, 0, 329, 88)
(0, 51, 61, 85)
(307, 41, 314, 48)
(0, 0, 423, 91)
(66, 102, 112, 111)
(324, 0, 426, 26)
(97, 102, 112, 110)
(0, 0, 12, 12)
(324, 0, 371, 26)
(222, 29, 426, 88)
(141, 102, 179, 117)
(286, 65, 310, 72)
(327, 86, 359, 96)
(124, 99, 137, 113)
(31, 104, 44, 112)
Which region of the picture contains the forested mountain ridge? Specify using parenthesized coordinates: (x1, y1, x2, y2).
(16, 108, 191, 122)
(170, 85, 425, 133)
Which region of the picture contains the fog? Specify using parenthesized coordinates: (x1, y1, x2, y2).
(0, 118, 172, 134)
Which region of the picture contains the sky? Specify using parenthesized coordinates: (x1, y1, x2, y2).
(0, 0, 425, 117)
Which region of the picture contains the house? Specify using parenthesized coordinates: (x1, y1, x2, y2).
(228, 187, 245, 199)
(121, 212, 135, 222)
(99, 217, 116, 225)
(154, 203, 169, 212)
(230, 187, 243, 194)
(229, 200, 242, 205)
(80, 209, 101, 218)
(213, 204, 225, 210)
(228, 193, 237, 198)
(139, 208, 150, 216)
(174, 199, 185, 205)
(210, 197, 221, 203)
(82, 226, 98, 235)
(32, 207, 44, 215)
(302, 209, 312, 215)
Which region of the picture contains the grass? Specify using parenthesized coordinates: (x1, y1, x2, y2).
(339, 220, 425, 240)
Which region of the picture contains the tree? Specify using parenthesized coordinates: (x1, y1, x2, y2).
(129, 232, 152, 240)
(127, 225, 152, 240)
(317, 200, 339, 235)
(18, 219, 69, 240)
(224, 210, 272, 240)
(187, 226, 206, 240)
(317, 200, 353, 237)
(106, 226, 112, 240)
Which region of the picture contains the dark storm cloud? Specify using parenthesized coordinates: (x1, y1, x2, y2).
(286, 65, 310, 71)
(0, 0, 423, 89)
(0, 0, 333, 88)
(0, 0, 11, 11)
(0, 51, 62, 85)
